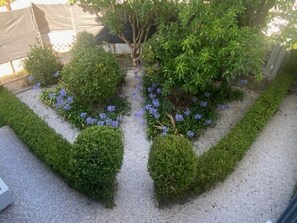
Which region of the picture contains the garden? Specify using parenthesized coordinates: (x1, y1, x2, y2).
(0, 0, 296, 214)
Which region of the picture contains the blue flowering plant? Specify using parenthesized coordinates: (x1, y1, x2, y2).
(142, 78, 218, 140)
(41, 86, 129, 129)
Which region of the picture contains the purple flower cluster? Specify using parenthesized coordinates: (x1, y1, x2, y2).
(80, 105, 121, 128)
(144, 82, 162, 120)
(49, 88, 74, 111)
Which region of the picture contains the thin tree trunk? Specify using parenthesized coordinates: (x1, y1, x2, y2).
(5, 0, 11, 11)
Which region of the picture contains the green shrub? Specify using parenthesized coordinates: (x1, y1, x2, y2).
(190, 72, 294, 194)
(62, 47, 124, 106)
(24, 42, 63, 86)
(148, 134, 197, 203)
(70, 31, 97, 57)
(0, 86, 71, 176)
(69, 126, 123, 207)
(143, 4, 264, 95)
(0, 87, 124, 207)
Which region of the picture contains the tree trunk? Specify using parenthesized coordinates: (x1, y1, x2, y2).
(5, 0, 11, 11)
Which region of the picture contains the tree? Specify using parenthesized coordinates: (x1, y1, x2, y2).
(209, 0, 295, 28)
(69, 0, 181, 64)
(0, 0, 14, 11)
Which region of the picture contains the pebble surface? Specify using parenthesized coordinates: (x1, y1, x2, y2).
(0, 70, 296, 223)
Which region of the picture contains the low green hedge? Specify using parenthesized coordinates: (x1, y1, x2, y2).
(148, 72, 294, 205)
(0, 87, 123, 207)
(191, 72, 294, 194)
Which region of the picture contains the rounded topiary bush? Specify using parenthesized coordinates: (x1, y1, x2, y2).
(69, 126, 124, 207)
(24, 42, 63, 86)
(62, 47, 124, 106)
(148, 134, 197, 203)
(70, 31, 97, 57)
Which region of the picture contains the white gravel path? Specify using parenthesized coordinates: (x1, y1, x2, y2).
(1, 70, 297, 222)
(16, 89, 80, 144)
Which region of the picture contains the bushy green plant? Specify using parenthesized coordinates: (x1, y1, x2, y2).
(24, 42, 63, 86)
(69, 126, 123, 207)
(70, 31, 97, 57)
(143, 3, 265, 95)
(190, 72, 294, 196)
(148, 134, 197, 203)
(62, 47, 124, 106)
(0, 87, 124, 207)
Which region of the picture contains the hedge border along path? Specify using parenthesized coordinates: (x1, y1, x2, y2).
(188, 72, 295, 198)
(0, 86, 123, 207)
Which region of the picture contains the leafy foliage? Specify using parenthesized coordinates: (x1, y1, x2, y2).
(147, 71, 294, 205)
(191, 72, 294, 195)
(148, 134, 197, 203)
(41, 86, 129, 130)
(0, 87, 124, 207)
(69, 126, 123, 207)
(143, 2, 265, 95)
(69, 0, 181, 62)
(24, 42, 63, 87)
(70, 31, 97, 57)
(61, 46, 124, 107)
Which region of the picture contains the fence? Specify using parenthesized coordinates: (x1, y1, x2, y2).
(0, 3, 130, 76)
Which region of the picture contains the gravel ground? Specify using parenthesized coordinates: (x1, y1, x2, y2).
(0, 70, 297, 222)
(16, 89, 80, 144)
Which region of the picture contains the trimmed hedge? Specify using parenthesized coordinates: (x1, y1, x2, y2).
(0, 87, 123, 207)
(192, 73, 294, 194)
(148, 135, 197, 203)
(148, 72, 294, 204)
(70, 126, 123, 207)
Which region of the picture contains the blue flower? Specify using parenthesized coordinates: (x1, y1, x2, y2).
(33, 82, 41, 89)
(80, 112, 87, 118)
(99, 113, 107, 119)
(175, 114, 184, 122)
(184, 108, 191, 116)
(145, 104, 152, 111)
(27, 75, 34, 82)
(53, 71, 60, 77)
(200, 101, 207, 107)
(60, 88, 67, 97)
(49, 92, 55, 99)
(194, 114, 202, 120)
(147, 87, 153, 93)
(111, 120, 119, 128)
(156, 88, 162, 94)
(161, 126, 168, 135)
(152, 99, 160, 108)
(90, 118, 97, 125)
(97, 120, 105, 126)
(64, 104, 71, 111)
(107, 105, 116, 112)
(204, 92, 210, 97)
(205, 119, 212, 125)
(149, 93, 156, 99)
(151, 82, 158, 89)
(187, 130, 195, 137)
(66, 96, 74, 104)
(240, 79, 248, 85)
(153, 112, 160, 119)
(116, 116, 122, 122)
(105, 118, 113, 126)
(149, 108, 158, 115)
(86, 117, 92, 125)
